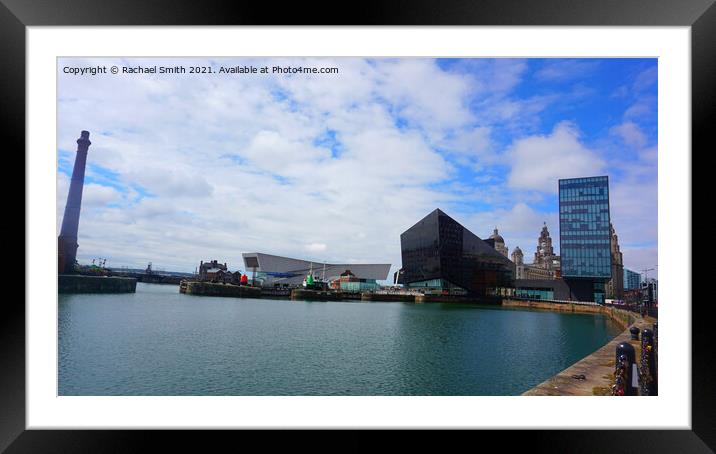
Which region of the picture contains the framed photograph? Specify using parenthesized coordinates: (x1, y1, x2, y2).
(6, 0, 710, 450)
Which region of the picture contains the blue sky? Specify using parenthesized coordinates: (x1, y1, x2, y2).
(57, 57, 657, 279)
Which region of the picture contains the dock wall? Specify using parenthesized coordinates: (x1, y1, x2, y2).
(58, 275, 137, 294)
(182, 281, 261, 298)
(502, 299, 636, 330)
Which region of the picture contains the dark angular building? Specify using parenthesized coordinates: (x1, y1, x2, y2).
(558, 176, 612, 303)
(399, 209, 515, 296)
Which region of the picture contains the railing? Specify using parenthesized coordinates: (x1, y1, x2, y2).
(612, 324, 658, 396)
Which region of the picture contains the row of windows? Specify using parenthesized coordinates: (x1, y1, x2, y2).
(559, 176, 608, 186)
(562, 249, 611, 263)
(562, 238, 611, 244)
(562, 247, 609, 257)
(561, 223, 610, 232)
(559, 192, 608, 202)
(562, 260, 611, 270)
(560, 214, 607, 222)
(562, 245, 610, 253)
(560, 226, 610, 234)
(561, 264, 611, 274)
(515, 288, 555, 300)
(560, 203, 609, 213)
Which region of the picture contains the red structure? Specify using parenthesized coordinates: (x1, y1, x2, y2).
(58, 131, 91, 274)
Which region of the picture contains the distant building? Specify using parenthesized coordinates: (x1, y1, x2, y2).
(624, 268, 642, 290)
(329, 269, 380, 292)
(559, 176, 612, 303)
(199, 260, 228, 281)
(488, 228, 509, 257)
(533, 222, 561, 273)
(398, 209, 514, 296)
(643, 278, 658, 304)
(511, 247, 525, 279)
(241, 252, 390, 287)
(511, 222, 561, 281)
(605, 223, 625, 299)
(511, 246, 554, 280)
(512, 278, 573, 300)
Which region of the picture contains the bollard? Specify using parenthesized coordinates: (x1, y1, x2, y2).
(614, 342, 638, 395)
(629, 326, 640, 340)
(640, 328, 657, 395)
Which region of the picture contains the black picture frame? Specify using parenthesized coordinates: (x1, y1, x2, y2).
(4, 0, 710, 451)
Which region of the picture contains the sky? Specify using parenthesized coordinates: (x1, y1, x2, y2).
(57, 57, 658, 280)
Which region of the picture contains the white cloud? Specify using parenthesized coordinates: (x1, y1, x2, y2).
(610, 121, 647, 149)
(507, 121, 606, 192)
(305, 243, 327, 253)
(534, 59, 600, 82)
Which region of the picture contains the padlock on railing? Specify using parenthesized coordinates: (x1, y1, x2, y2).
(614, 342, 638, 395)
(640, 328, 657, 395)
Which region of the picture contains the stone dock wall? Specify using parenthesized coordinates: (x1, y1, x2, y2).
(58, 275, 137, 294)
(181, 281, 261, 298)
(361, 293, 416, 303)
(502, 299, 637, 330)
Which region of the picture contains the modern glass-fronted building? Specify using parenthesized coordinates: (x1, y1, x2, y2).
(624, 268, 642, 290)
(241, 252, 390, 287)
(558, 176, 612, 303)
(399, 209, 515, 296)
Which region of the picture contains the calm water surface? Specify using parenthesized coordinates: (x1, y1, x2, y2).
(59, 283, 622, 395)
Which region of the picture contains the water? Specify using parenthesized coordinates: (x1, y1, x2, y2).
(58, 283, 622, 396)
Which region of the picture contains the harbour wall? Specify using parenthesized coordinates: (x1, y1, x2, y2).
(58, 275, 137, 294)
(181, 281, 261, 298)
(502, 298, 636, 330)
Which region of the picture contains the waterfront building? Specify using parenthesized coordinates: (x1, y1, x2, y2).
(533, 223, 561, 272)
(643, 278, 658, 304)
(512, 247, 525, 279)
(398, 209, 515, 296)
(558, 176, 612, 303)
(58, 131, 92, 274)
(624, 268, 642, 290)
(329, 269, 380, 292)
(513, 278, 572, 300)
(511, 246, 553, 280)
(605, 223, 625, 299)
(199, 260, 228, 281)
(488, 228, 509, 257)
(241, 252, 390, 287)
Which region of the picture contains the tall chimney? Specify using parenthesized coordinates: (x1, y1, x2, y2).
(58, 130, 91, 274)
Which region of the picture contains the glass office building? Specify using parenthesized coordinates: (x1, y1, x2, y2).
(559, 176, 612, 303)
(399, 209, 515, 296)
(624, 268, 642, 290)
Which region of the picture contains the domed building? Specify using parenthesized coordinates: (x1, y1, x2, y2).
(488, 228, 509, 258)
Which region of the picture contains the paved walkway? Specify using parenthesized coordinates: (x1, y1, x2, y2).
(523, 316, 655, 396)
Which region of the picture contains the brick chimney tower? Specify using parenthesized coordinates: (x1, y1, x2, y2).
(58, 130, 91, 274)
